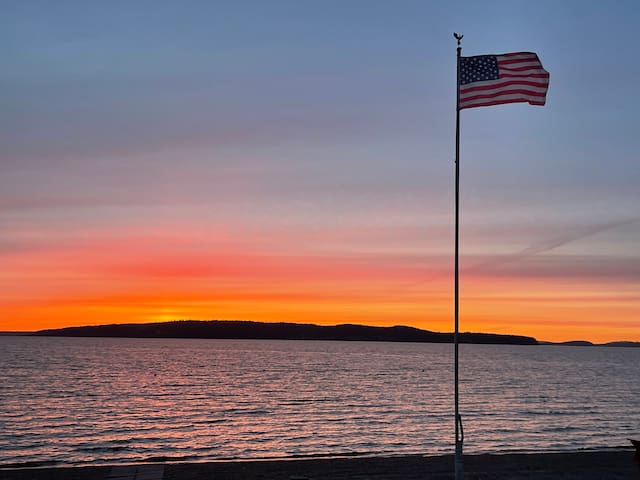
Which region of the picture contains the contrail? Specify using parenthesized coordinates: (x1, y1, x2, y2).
(464, 217, 640, 274)
(400, 217, 639, 292)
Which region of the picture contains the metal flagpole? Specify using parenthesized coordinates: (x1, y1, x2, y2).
(453, 31, 464, 480)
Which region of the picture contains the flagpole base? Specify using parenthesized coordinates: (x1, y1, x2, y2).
(455, 441, 463, 480)
(455, 413, 464, 480)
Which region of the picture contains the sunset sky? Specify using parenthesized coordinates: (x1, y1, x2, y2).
(2, 1, 639, 342)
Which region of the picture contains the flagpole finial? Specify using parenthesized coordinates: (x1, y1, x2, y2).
(453, 32, 463, 46)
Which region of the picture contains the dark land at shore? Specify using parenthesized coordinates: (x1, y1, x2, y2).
(1, 451, 638, 479)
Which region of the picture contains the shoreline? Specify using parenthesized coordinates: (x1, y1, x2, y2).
(4, 333, 640, 350)
(2, 449, 638, 479)
(0, 446, 634, 470)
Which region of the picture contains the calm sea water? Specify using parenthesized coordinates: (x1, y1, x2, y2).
(0, 337, 638, 467)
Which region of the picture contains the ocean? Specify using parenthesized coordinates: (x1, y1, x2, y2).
(1, 336, 638, 468)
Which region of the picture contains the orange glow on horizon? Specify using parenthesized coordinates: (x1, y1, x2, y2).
(2, 224, 638, 344)
(3, 273, 638, 343)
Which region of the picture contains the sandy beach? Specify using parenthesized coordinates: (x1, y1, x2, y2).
(1, 450, 638, 480)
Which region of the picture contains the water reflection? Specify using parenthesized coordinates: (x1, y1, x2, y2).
(0, 337, 638, 466)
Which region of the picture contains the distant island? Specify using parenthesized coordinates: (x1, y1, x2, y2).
(549, 340, 640, 348)
(3, 321, 634, 347)
(31, 320, 539, 345)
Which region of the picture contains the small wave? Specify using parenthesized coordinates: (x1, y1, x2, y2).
(140, 454, 198, 463)
(222, 408, 271, 415)
(0, 459, 60, 469)
(281, 398, 335, 405)
(191, 418, 229, 425)
(74, 445, 130, 453)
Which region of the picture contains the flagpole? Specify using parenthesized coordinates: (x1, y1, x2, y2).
(453, 31, 464, 480)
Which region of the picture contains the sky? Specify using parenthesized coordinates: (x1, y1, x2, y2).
(1, 1, 639, 342)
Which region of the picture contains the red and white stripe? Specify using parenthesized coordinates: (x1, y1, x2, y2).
(459, 52, 549, 110)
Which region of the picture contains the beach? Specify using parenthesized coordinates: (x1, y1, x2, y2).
(1, 451, 638, 480)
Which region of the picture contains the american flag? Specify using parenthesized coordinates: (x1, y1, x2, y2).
(458, 52, 549, 110)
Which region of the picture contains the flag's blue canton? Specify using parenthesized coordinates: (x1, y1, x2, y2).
(459, 55, 499, 85)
